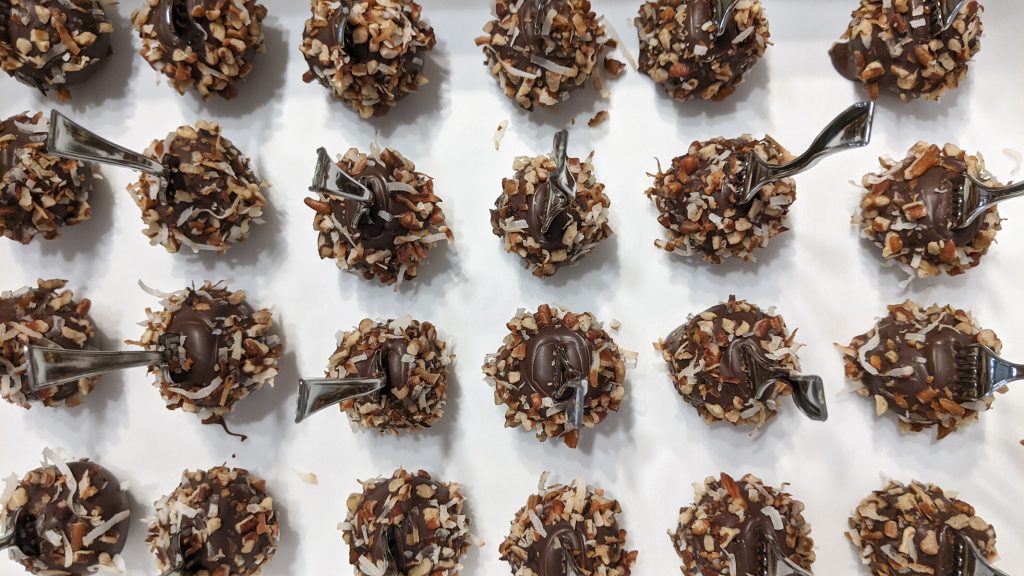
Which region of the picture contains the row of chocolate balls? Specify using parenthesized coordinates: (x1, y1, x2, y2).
(0, 279, 1010, 444)
(0, 453, 1003, 576)
(1, 0, 984, 115)
(0, 110, 1007, 287)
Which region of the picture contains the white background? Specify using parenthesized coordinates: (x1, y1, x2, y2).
(1, 0, 1022, 574)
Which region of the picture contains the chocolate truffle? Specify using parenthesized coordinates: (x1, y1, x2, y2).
(341, 468, 470, 576)
(0, 111, 94, 244)
(491, 149, 612, 277)
(305, 146, 452, 286)
(477, 0, 617, 110)
(658, 296, 800, 427)
(148, 467, 279, 576)
(499, 475, 637, 576)
(830, 0, 983, 102)
(1, 450, 131, 576)
(636, 0, 769, 102)
(0, 279, 97, 409)
(0, 0, 113, 99)
(838, 300, 1001, 438)
(300, 0, 436, 118)
(646, 136, 795, 263)
(127, 122, 268, 254)
(132, 0, 268, 99)
(130, 281, 281, 425)
(848, 480, 996, 576)
(483, 304, 626, 448)
(855, 142, 1000, 279)
(326, 317, 451, 432)
(672, 473, 814, 576)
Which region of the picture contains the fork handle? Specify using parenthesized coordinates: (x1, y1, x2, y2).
(0, 529, 15, 551)
(25, 345, 166, 391)
(788, 375, 828, 422)
(295, 377, 386, 423)
(46, 110, 166, 175)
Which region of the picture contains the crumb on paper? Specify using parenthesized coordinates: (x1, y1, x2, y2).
(604, 58, 626, 78)
(494, 120, 509, 151)
(589, 110, 610, 127)
(293, 469, 319, 485)
(609, 319, 621, 330)
(1003, 148, 1021, 176)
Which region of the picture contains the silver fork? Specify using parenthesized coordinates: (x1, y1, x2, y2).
(950, 530, 1009, 576)
(708, 0, 742, 37)
(0, 509, 40, 557)
(951, 172, 1024, 229)
(761, 530, 814, 576)
(20, 334, 183, 392)
(739, 102, 875, 205)
(308, 147, 377, 222)
(376, 524, 401, 576)
(552, 344, 588, 431)
(737, 339, 829, 422)
(933, 0, 972, 32)
(540, 129, 577, 236)
(46, 110, 166, 176)
(295, 353, 387, 423)
(559, 533, 587, 576)
(954, 344, 1021, 401)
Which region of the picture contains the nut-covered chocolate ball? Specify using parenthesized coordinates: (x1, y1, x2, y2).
(646, 136, 794, 263)
(0, 0, 113, 99)
(148, 467, 279, 576)
(483, 304, 627, 448)
(839, 300, 1000, 439)
(491, 149, 612, 277)
(672, 473, 814, 576)
(130, 281, 280, 425)
(830, 0, 982, 102)
(636, 0, 769, 102)
(127, 122, 268, 254)
(1, 111, 94, 244)
(326, 317, 451, 432)
(1, 451, 131, 576)
(132, 0, 268, 99)
(0, 279, 97, 409)
(499, 476, 637, 576)
(658, 297, 799, 428)
(341, 468, 470, 576)
(477, 0, 616, 110)
(305, 146, 452, 287)
(848, 480, 996, 576)
(855, 142, 1000, 279)
(300, 0, 436, 118)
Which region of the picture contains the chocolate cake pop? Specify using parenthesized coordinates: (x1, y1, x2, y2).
(0, 111, 94, 244)
(148, 467, 279, 576)
(132, 0, 268, 99)
(341, 468, 470, 576)
(483, 304, 626, 448)
(855, 142, 1001, 279)
(646, 135, 795, 263)
(477, 0, 617, 110)
(300, 0, 436, 118)
(636, 0, 770, 102)
(848, 480, 996, 576)
(1, 450, 130, 575)
(129, 281, 280, 426)
(672, 473, 814, 576)
(830, 0, 983, 102)
(0, 279, 97, 409)
(0, 0, 113, 99)
(305, 146, 452, 286)
(839, 300, 1001, 438)
(499, 475, 637, 576)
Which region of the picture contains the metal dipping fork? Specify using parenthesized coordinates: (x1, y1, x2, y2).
(737, 339, 828, 422)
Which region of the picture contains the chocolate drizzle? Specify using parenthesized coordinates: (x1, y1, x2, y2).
(157, 0, 207, 50)
(331, 162, 406, 252)
(165, 294, 251, 390)
(522, 323, 592, 402)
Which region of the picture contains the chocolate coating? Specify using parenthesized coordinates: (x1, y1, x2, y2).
(327, 317, 451, 432)
(840, 300, 1001, 438)
(483, 304, 626, 448)
(0, 111, 94, 244)
(848, 480, 996, 576)
(2, 456, 130, 576)
(829, 0, 983, 102)
(857, 142, 1000, 278)
(672, 473, 814, 576)
(133, 0, 268, 99)
(306, 146, 452, 286)
(148, 467, 279, 576)
(0, 279, 97, 408)
(647, 136, 795, 263)
(128, 122, 267, 254)
(478, 0, 614, 110)
(0, 0, 113, 98)
(300, 0, 436, 118)
(490, 151, 612, 277)
(341, 469, 469, 576)
(500, 477, 637, 576)
(660, 297, 798, 427)
(636, 0, 769, 101)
